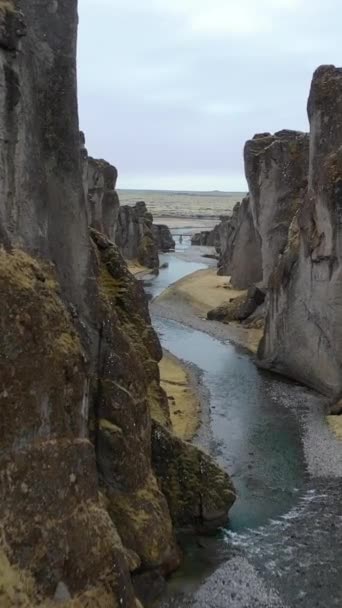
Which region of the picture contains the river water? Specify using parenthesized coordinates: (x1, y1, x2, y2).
(144, 247, 342, 608)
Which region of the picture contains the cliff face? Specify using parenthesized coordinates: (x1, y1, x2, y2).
(83, 153, 161, 269)
(86, 156, 120, 241)
(0, 3, 235, 606)
(115, 201, 160, 270)
(259, 66, 342, 397)
(245, 130, 309, 287)
(218, 197, 263, 289)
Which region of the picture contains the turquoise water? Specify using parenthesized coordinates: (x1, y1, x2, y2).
(147, 253, 306, 531)
(145, 252, 307, 599)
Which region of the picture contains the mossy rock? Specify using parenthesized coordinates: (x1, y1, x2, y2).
(152, 421, 236, 530)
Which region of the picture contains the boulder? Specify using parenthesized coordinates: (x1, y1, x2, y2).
(207, 286, 265, 323)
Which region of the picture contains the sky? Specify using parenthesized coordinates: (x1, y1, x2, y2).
(78, 0, 342, 191)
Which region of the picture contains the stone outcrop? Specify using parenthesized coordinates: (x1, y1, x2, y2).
(245, 130, 309, 287)
(115, 201, 159, 270)
(152, 224, 175, 252)
(86, 155, 120, 241)
(217, 131, 308, 291)
(191, 225, 220, 248)
(83, 152, 163, 269)
(152, 421, 236, 530)
(0, 3, 235, 606)
(259, 65, 342, 397)
(218, 197, 263, 289)
(207, 286, 265, 324)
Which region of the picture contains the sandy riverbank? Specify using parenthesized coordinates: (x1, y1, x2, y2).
(159, 351, 201, 441)
(127, 260, 150, 276)
(156, 267, 263, 354)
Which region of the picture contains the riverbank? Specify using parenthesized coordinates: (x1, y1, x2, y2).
(146, 248, 342, 608)
(127, 260, 150, 276)
(154, 267, 262, 354)
(159, 351, 201, 441)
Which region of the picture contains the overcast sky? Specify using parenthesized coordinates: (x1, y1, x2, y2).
(78, 0, 341, 191)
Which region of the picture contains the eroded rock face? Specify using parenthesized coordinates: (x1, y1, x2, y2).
(90, 230, 179, 572)
(0, 1, 96, 320)
(0, 249, 137, 607)
(153, 224, 175, 252)
(218, 197, 263, 289)
(191, 225, 220, 248)
(0, 3, 236, 605)
(115, 201, 159, 269)
(259, 65, 342, 396)
(86, 157, 120, 240)
(152, 422, 236, 530)
(244, 130, 309, 287)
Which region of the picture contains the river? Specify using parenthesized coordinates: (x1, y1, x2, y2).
(143, 243, 342, 608)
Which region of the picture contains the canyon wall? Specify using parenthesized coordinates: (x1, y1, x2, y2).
(259, 65, 342, 397)
(217, 132, 308, 290)
(86, 155, 120, 241)
(0, 3, 235, 606)
(245, 130, 309, 287)
(115, 201, 159, 270)
(218, 197, 263, 289)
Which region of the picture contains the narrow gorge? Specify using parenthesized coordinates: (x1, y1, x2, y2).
(1, 3, 342, 608)
(0, 3, 235, 607)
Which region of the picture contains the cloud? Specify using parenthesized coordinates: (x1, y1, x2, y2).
(78, 0, 342, 190)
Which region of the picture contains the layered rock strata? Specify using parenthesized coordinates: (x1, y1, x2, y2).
(0, 3, 235, 606)
(259, 65, 342, 397)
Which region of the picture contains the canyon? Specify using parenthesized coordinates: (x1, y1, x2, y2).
(0, 2, 235, 607)
(207, 68, 342, 403)
(0, 1, 342, 607)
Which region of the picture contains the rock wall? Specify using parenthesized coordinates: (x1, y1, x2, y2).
(0, 3, 235, 606)
(218, 197, 263, 289)
(86, 155, 120, 241)
(259, 65, 342, 397)
(115, 201, 160, 270)
(152, 223, 175, 252)
(83, 151, 161, 269)
(245, 130, 309, 287)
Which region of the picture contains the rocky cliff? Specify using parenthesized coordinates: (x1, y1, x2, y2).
(245, 130, 309, 287)
(0, 3, 235, 606)
(85, 155, 120, 241)
(217, 197, 263, 289)
(259, 65, 342, 397)
(217, 131, 308, 290)
(115, 201, 160, 270)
